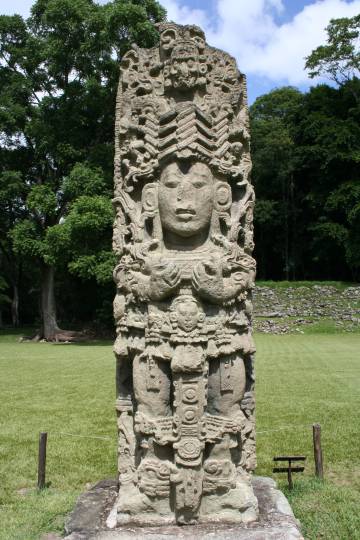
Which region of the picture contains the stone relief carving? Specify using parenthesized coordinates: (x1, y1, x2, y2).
(113, 22, 258, 525)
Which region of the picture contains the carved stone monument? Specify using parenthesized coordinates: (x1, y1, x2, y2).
(112, 22, 257, 526)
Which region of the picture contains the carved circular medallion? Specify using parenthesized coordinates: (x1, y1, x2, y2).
(177, 438, 201, 460)
(183, 407, 197, 422)
(183, 387, 198, 403)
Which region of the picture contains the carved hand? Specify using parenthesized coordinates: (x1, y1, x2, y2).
(148, 260, 181, 300)
(192, 260, 225, 303)
(223, 271, 248, 300)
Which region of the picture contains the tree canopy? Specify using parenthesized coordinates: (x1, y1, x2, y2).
(250, 14, 360, 282)
(0, 0, 165, 338)
(0, 4, 359, 334)
(305, 14, 360, 86)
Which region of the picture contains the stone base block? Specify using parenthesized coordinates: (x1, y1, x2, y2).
(64, 477, 304, 540)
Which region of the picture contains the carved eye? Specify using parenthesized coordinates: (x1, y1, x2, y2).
(188, 60, 195, 68)
(192, 180, 206, 188)
(164, 180, 179, 188)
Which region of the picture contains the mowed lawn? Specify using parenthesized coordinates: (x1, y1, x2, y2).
(0, 331, 359, 540)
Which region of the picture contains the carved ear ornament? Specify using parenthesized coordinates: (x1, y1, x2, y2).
(141, 183, 158, 216)
(213, 182, 232, 213)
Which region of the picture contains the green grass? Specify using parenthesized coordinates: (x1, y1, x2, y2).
(1, 329, 360, 539)
(255, 333, 360, 539)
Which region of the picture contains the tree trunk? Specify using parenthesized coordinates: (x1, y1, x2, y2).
(11, 284, 19, 327)
(282, 177, 290, 281)
(36, 263, 85, 343)
(41, 263, 61, 341)
(0, 309, 3, 328)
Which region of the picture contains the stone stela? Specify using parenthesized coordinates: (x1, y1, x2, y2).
(112, 22, 258, 526)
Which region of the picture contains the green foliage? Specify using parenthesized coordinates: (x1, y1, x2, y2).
(11, 219, 44, 259)
(68, 251, 116, 284)
(305, 15, 360, 86)
(27, 184, 58, 218)
(251, 78, 360, 281)
(65, 195, 113, 234)
(62, 163, 106, 199)
(0, 0, 165, 327)
(254, 199, 278, 225)
(251, 87, 303, 279)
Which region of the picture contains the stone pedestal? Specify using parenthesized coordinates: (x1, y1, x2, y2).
(64, 477, 304, 540)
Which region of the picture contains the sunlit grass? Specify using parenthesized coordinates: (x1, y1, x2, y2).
(1, 329, 359, 539)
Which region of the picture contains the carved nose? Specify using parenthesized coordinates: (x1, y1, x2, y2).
(177, 185, 184, 200)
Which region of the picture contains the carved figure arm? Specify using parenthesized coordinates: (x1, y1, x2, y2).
(145, 259, 181, 301)
(192, 260, 225, 304)
(192, 259, 251, 304)
(126, 259, 181, 301)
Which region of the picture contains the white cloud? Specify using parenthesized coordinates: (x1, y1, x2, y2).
(160, 0, 210, 28)
(162, 0, 360, 85)
(3, 0, 360, 87)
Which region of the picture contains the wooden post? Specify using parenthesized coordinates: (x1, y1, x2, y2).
(273, 456, 305, 490)
(313, 423, 324, 480)
(287, 459, 293, 490)
(37, 432, 48, 489)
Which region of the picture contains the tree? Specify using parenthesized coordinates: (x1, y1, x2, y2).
(0, 0, 165, 340)
(291, 80, 360, 280)
(250, 87, 303, 279)
(0, 275, 11, 327)
(0, 169, 28, 327)
(305, 15, 360, 89)
(250, 77, 360, 282)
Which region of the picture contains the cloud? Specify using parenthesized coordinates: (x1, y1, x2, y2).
(161, 0, 210, 28)
(3, 0, 360, 87)
(161, 0, 360, 85)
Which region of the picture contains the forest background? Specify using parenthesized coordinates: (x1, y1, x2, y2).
(0, 0, 359, 339)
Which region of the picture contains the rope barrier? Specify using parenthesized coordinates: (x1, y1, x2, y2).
(40, 423, 320, 441)
(49, 431, 115, 441)
(257, 424, 316, 434)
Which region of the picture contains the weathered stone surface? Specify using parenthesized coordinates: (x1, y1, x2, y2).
(112, 22, 257, 525)
(65, 479, 118, 537)
(64, 477, 303, 539)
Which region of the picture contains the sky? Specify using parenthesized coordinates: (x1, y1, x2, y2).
(2, 0, 360, 102)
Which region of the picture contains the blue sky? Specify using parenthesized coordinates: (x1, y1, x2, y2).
(2, 0, 360, 102)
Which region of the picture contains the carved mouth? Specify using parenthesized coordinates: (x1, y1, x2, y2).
(176, 209, 196, 221)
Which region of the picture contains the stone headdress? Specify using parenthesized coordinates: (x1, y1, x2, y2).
(113, 23, 254, 256)
(114, 23, 251, 190)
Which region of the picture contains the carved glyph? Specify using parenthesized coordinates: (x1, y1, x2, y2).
(113, 22, 257, 525)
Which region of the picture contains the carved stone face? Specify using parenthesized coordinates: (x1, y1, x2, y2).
(158, 161, 214, 239)
(166, 42, 205, 91)
(176, 299, 200, 332)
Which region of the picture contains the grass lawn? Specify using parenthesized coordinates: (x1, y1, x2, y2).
(1, 330, 359, 540)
